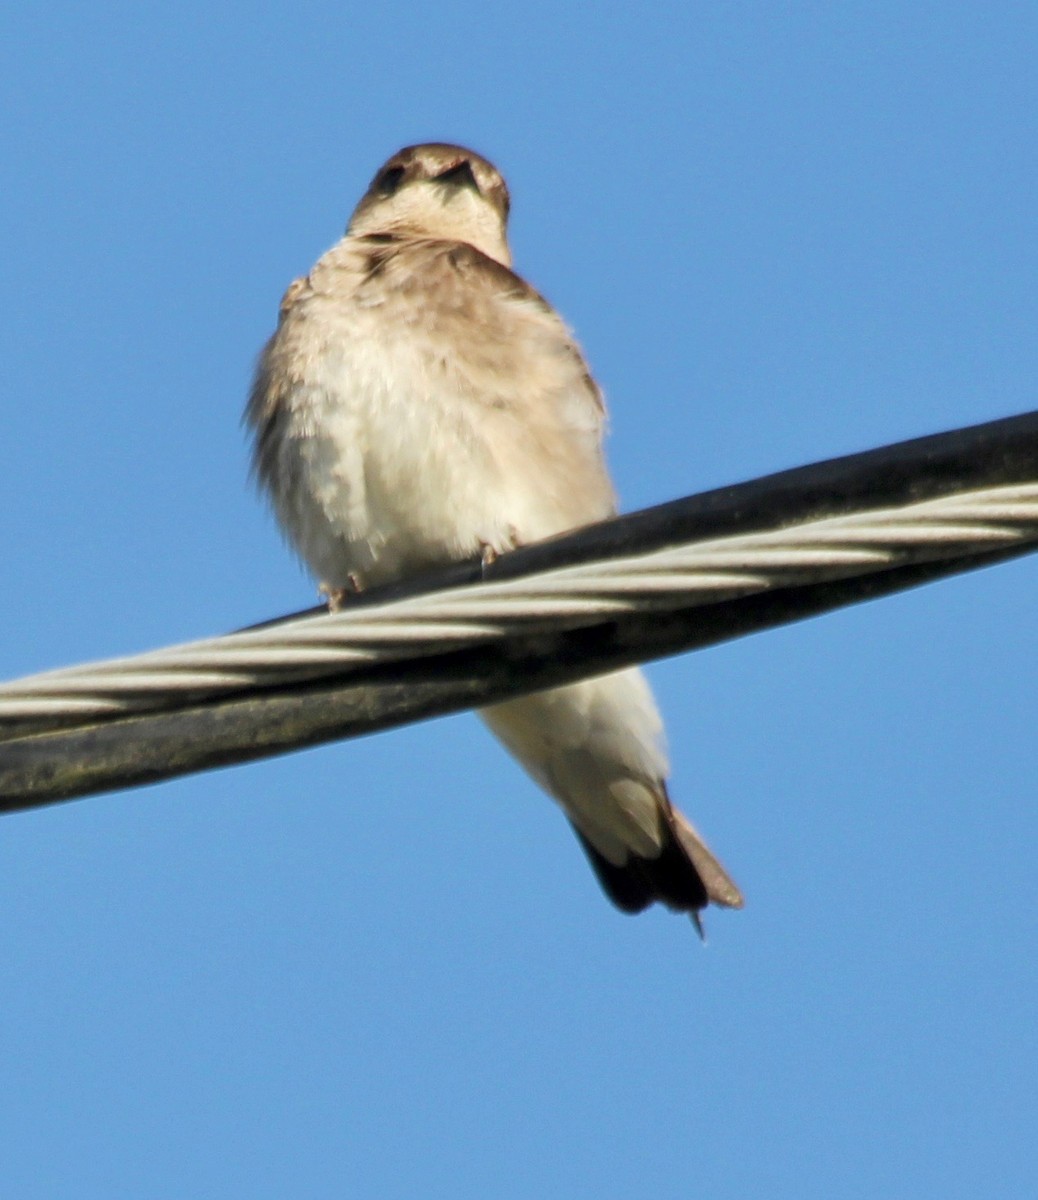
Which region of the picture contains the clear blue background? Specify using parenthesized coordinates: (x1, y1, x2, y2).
(1, 4, 1035, 1196)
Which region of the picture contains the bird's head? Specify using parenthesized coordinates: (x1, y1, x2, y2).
(348, 143, 512, 266)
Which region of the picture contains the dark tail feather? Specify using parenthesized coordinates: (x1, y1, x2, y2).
(573, 796, 743, 922)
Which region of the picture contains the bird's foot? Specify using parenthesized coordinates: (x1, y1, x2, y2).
(320, 576, 363, 612)
(479, 526, 521, 577)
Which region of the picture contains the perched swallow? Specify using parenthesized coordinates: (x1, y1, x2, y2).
(247, 143, 743, 926)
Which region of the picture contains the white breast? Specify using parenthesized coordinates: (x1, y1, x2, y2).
(262, 238, 615, 590)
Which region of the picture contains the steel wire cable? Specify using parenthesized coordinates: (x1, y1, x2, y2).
(1, 480, 1036, 733)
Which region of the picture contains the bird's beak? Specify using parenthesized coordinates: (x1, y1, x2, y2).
(433, 161, 480, 193)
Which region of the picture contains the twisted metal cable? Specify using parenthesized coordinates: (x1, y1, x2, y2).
(2, 479, 1036, 735)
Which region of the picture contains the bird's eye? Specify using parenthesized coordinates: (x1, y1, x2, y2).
(375, 166, 406, 195)
(435, 160, 480, 191)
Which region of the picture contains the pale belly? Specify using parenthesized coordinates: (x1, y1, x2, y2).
(270, 341, 601, 590)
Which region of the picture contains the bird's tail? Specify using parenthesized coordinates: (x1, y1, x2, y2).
(574, 790, 743, 918)
(480, 669, 743, 923)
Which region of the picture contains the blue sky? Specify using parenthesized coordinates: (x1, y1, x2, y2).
(1, 3, 1036, 1196)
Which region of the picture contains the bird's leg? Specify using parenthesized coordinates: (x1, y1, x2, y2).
(320, 575, 364, 611)
(479, 525, 521, 577)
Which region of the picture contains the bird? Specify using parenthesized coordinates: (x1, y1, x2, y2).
(246, 142, 743, 927)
